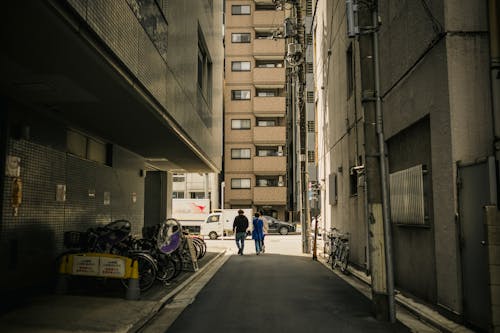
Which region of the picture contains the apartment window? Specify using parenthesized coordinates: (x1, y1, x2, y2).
(232, 4, 250, 15)
(232, 33, 251, 43)
(350, 171, 358, 196)
(347, 43, 354, 98)
(231, 178, 251, 189)
(256, 60, 283, 68)
(198, 29, 212, 102)
(231, 119, 251, 129)
(306, 0, 313, 16)
(256, 89, 277, 97)
(308, 150, 315, 163)
(173, 176, 185, 182)
(67, 130, 110, 165)
(329, 173, 338, 205)
(306, 62, 314, 74)
(190, 192, 205, 199)
(306, 34, 313, 45)
(306, 91, 314, 103)
(231, 148, 251, 159)
(257, 147, 278, 156)
(255, 3, 275, 10)
(256, 176, 279, 187)
(257, 119, 276, 127)
(307, 121, 315, 132)
(255, 31, 273, 39)
(232, 61, 251, 71)
(231, 90, 251, 100)
(172, 191, 185, 199)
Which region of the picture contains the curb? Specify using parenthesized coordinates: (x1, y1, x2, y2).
(129, 250, 227, 333)
(317, 253, 473, 333)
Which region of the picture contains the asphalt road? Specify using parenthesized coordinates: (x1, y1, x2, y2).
(165, 251, 410, 333)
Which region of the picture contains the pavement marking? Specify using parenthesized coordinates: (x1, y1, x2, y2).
(139, 252, 231, 333)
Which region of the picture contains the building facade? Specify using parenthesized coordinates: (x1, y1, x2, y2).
(315, 0, 500, 330)
(171, 172, 219, 209)
(223, 0, 287, 219)
(0, 0, 223, 299)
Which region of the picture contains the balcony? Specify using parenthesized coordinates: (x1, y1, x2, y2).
(253, 186, 287, 205)
(253, 67, 285, 87)
(253, 39, 285, 58)
(253, 156, 286, 174)
(226, 188, 253, 204)
(253, 10, 284, 28)
(253, 126, 286, 144)
(253, 96, 286, 116)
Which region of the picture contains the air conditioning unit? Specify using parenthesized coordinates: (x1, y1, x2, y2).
(287, 43, 302, 56)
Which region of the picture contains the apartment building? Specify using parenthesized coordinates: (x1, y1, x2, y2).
(172, 172, 219, 208)
(224, 0, 287, 219)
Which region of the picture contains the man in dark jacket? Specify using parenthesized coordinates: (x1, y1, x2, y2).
(233, 209, 249, 255)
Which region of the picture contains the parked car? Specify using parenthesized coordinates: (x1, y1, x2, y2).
(261, 215, 296, 235)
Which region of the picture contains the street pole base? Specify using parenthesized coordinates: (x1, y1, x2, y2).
(372, 291, 390, 321)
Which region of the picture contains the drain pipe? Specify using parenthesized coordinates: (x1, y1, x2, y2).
(372, 7, 396, 323)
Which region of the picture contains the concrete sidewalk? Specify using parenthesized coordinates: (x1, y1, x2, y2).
(0, 251, 226, 333)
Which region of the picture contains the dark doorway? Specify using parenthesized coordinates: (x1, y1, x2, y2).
(144, 171, 167, 229)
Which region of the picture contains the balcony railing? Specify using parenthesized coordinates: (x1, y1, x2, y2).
(253, 186, 287, 205)
(253, 96, 286, 115)
(253, 156, 286, 174)
(253, 67, 285, 87)
(253, 10, 284, 28)
(253, 126, 286, 144)
(253, 38, 285, 57)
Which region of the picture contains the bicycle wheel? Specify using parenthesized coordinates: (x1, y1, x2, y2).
(169, 251, 183, 278)
(340, 247, 350, 274)
(193, 237, 207, 258)
(156, 255, 176, 282)
(121, 254, 157, 292)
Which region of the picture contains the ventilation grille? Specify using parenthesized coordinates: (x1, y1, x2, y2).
(389, 164, 427, 225)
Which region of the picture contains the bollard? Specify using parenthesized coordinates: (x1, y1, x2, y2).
(125, 259, 140, 300)
(55, 255, 69, 294)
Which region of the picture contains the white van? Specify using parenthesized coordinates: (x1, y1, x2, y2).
(201, 209, 253, 240)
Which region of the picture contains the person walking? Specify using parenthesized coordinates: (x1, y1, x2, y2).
(233, 209, 249, 255)
(252, 212, 264, 255)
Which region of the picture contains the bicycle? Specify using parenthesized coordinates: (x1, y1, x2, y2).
(326, 227, 350, 274)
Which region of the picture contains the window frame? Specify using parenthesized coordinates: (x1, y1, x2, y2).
(231, 148, 251, 159)
(231, 4, 251, 15)
(231, 61, 251, 72)
(231, 90, 251, 100)
(231, 119, 251, 130)
(231, 178, 251, 189)
(231, 33, 251, 43)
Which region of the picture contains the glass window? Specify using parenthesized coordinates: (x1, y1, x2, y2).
(257, 120, 276, 127)
(231, 119, 251, 129)
(232, 33, 251, 43)
(232, 5, 250, 15)
(257, 148, 278, 157)
(231, 178, 251, 189)
(231, 90, 251, 100)
(173, 176, 185, 182)
(231, 148, 251, 159)
(231, 61, 251, 71)
(172, 191, 185, 199)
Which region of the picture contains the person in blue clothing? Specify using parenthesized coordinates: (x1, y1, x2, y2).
(252, 212, 264, 255)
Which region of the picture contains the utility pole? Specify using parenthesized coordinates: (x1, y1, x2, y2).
(349, 0, 395, 322)
(279, 0, 309, 253)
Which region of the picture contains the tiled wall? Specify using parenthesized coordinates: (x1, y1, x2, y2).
(1, 138, 145, 293)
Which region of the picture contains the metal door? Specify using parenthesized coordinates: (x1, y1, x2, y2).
(458, 160, 492, 331)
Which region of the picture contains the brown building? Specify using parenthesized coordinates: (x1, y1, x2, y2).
(223, 0, 287, 219)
